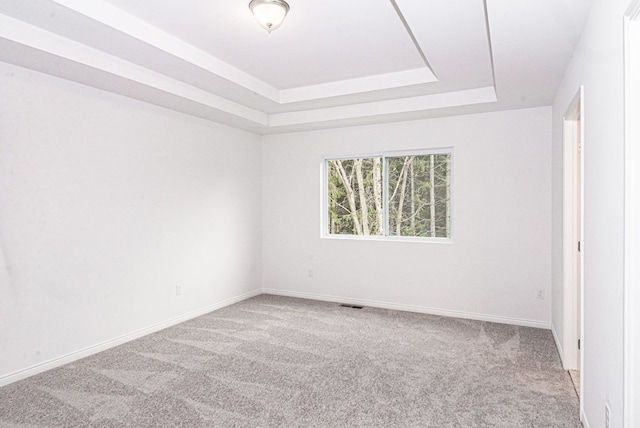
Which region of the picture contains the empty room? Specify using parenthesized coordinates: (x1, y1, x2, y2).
(1, 0, 638, 427)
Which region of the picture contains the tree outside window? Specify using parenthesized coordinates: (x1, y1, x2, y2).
(326, 152, 451, 239)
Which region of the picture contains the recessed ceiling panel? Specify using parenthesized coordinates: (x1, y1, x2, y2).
(104, 0, 426, 89)
(486, 0, 593, 107)
(395, 0, 494, 87)
(0, 0, 595, 133)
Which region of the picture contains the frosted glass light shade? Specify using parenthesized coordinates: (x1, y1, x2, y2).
(249, 0, 290, 33)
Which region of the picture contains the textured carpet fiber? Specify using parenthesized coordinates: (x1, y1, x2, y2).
(0, 295, 581, 427)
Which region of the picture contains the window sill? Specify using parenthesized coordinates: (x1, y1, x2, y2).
(322, 234, 453, 244)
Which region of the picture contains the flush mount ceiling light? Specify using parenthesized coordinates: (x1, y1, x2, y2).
(249, 0, 290, 33)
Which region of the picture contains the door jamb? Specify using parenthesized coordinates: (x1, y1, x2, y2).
(562, 88, 584, 384)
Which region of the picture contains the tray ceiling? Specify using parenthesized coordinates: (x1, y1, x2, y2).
(0, 0, 593, 134)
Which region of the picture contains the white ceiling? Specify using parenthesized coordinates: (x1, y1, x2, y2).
(106, 0, 428, 89)
(0, 0, 593, 134)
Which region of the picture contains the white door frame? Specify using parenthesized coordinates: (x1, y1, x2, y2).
(624, 2, 640, 427)
(562, 88, 584, 381)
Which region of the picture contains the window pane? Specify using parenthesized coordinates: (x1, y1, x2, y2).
(387, 154, 451, 238)
(327, 158, 383, 235)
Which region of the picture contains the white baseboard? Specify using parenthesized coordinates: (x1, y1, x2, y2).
(581, 409, 590, 428)
(262, 288, 551, 329)
(1, 288, 551, 388)
(551, 322, 565, 366)
(0, 289, 261, 388)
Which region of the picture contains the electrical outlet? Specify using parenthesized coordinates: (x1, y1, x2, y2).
(605, 403, 611, 428)
(308, 268, 314, 278)
(536, 289, 545, 299)
(175, 284, 183, 296)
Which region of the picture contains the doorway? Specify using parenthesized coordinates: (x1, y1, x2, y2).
(562, 88, 584, 400)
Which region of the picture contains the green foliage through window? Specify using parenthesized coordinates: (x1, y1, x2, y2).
(326, 152, 451, 238)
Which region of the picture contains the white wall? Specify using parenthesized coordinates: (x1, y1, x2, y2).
(624, 7, 640, 426)
(0, 62, 262, 382)
(262, 107, 552, 327)
(551, 0, 629, 426)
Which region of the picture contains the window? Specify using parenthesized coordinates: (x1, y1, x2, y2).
(325, 150, 452, 240)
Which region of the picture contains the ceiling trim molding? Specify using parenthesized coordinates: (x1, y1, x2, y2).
(0, 8, 498, 132)
(389, 0, 436, 76)
(270, 86, 497, 127)
(481, 0, 498, 87)
(48, 0, 444, 105)
(627, 0, 640, 19)
(0, 14, 269, 126)
(50, 0, 281, 102)
(2, 0, 587, 134)
(279, 68, 437, 104)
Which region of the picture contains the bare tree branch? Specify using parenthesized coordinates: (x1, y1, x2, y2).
(334, 160, 362, 235)
(354, 159, 370, 235)
(372, 157, 383, 234)
(395, 156, 414, 235)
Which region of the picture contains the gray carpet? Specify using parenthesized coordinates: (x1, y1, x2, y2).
(0, 294, 581, 427)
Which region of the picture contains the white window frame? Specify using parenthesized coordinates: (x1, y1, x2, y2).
(322, 148, 454, 243)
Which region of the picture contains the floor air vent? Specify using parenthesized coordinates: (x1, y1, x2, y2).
(339, 304, 364, 309)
